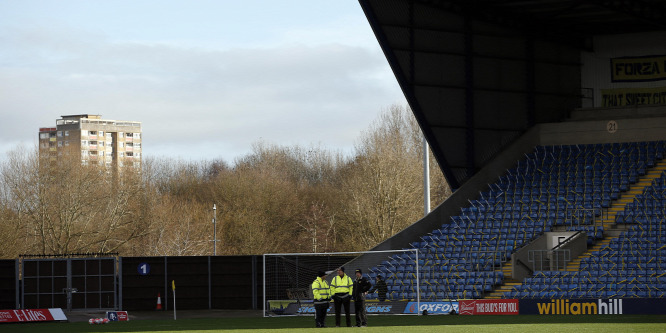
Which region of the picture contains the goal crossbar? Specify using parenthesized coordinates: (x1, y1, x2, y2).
(263, 249, 420, 317)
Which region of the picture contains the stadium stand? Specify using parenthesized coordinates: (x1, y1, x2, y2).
(357, 0, 666, 304)
(366, 141, 666, 300)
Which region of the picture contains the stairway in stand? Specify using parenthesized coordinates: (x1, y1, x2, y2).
(566, 159, 666, 272)
(482, 159, 666, 299)
(485, 262, 515, 299)
(601, 159, 666, 230)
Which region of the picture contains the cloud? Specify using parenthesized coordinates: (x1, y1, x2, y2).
(0, 16, 405, 163)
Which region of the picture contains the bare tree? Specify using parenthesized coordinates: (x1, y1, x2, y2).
(0, 147, 151, 255)
(336, 105, 450, 249)
(0, 104, 450, 258)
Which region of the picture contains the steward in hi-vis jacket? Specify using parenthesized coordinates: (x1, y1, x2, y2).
(330, 266, 353, 327)
(311, 271, 331, 328)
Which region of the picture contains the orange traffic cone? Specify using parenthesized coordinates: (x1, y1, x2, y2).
(156, 293, 163, 310)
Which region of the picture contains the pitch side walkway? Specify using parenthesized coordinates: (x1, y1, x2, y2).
(64, 309, 263, 322)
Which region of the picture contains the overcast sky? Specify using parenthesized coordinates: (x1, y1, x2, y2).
(0, 0, 406, 163)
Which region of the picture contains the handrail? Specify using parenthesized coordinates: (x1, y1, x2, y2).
(515, 258, 534, 276)
(565, 207, 608, 229)
(527, 249, 571, 272)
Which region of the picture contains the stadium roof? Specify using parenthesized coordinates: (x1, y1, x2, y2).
(360, 0, 666, 189)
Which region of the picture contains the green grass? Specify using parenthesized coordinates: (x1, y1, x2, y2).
(5, 315, 666, 333)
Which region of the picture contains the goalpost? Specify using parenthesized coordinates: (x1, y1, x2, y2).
(263, 249, 420, 317)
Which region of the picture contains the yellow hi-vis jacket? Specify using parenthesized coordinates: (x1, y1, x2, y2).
(330, 274, 353, 296)
(312, 277, 331, 304)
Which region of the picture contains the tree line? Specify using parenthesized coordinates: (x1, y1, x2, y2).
(0, 105, 450, 258)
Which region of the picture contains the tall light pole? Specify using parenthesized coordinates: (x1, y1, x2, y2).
(423, 136, 431, 216)
(212, 204, 218, 256)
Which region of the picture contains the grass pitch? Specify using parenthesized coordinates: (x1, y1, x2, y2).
(5, 315, 666, 333)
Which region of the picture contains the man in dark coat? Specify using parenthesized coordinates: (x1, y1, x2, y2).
(369, 275, 388, 301)
(352, 269, 372, 327)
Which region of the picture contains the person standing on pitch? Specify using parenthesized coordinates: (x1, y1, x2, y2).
(312, 270, 331, 328)
(330, 266, 353, 327)
(369, 275, 388, 302)
(352, 269, 372, 327)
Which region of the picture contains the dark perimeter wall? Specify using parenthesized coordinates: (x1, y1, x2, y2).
(121, 256, 262, 311)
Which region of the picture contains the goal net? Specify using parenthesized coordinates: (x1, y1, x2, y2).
(263, 249, 421, 317)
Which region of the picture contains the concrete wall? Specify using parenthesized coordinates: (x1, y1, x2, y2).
(511, 232, 587, 281)
(541, 110, 666, 145)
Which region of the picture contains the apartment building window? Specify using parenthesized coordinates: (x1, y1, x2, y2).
(135, 133, 140, 139)
(65, 131, 69, 136)
(81, 130, 87, 136)
(135, 143, 141, 149)
(99, 141, 104, 147)
(81, 150, 88, 156)
(118, 132, 124, 138)
(136, 152, 141, 157)
(126, 152, 133, 157)
(57, 131, 63, 137)
(57, 141, 63, 147)
(99, 131, 104, 136)
(90, 131, 97, 135)
(65, 141, 69, 146)
(119, 152, 124, 157)
(126, 133, 133, 138)
(39, 133, 48, 139)
(82, 140, 88, 146)
(120, 142, 124, 148)
(100, 151, 104, 156)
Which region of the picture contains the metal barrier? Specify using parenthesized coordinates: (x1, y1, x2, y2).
(20, 256, 117, 310)
(565, 207, 607, 228)
(463, 250, 508, 272)
(527, 249, 570, 271)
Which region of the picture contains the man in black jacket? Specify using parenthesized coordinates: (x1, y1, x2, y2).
(369, 275, 388, 301)
(352, 269, 372, 327)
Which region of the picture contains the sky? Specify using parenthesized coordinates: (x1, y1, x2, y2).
(0, 0, 406, 163)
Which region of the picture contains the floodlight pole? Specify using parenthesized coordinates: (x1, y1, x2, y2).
(213, 204, 217, 256)
(423, 136, 430, 216)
